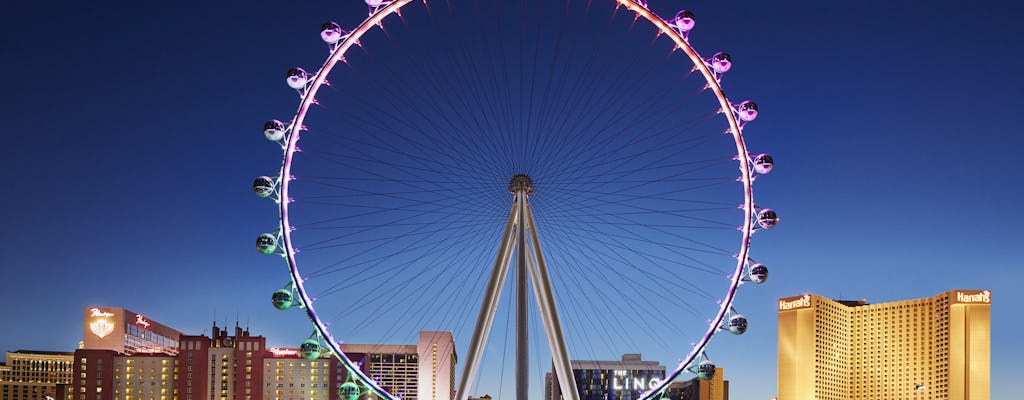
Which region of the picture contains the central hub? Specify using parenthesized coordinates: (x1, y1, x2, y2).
(508, 174, 535, 195)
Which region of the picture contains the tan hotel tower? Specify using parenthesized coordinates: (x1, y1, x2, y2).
(777, 289, 990, 400)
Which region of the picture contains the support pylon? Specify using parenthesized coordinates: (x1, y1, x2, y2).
(453, 175, 580, 400)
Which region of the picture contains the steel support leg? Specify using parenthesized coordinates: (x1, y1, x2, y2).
(515, 191, 530, 400)
(524, 202, 580, 400)
(454, 200, 521, 400)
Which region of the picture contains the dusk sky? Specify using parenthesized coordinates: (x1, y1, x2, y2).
(2, 1, 1022, 399)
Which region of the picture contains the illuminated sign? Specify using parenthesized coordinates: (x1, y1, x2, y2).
(955, 290, 991, 304)
(135, 314, 151, 329)
(611, 370, 662, 391)
(90, 318, 115, 338)
(90, 308, 114, 318)
(89, 308, 117, 338)
(268, 347, 299, 357)
(779, 295, 811, 311)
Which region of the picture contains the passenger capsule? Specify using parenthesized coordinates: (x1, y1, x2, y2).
(300, 339, 321, 360)
(253, 176, 276, 198)
(737, 100, 759, 122)
(257, 233, 278, 254)
(757, 209, 779, 229)
(749, 263, 768, 284)
(727, 314, 748, 335)
(365, 0, 385, 7)
(672, 10, 695, 33)
(320, 21, 344, 44)
(710, 52, 732, 74)
(696, 360, 716, 380)
(752, 154, 774, 175)
(271, 289, 293, 310)
(286, 67, 308, 89)
(338, 382, 360, 400)
(264, 120, 286, 142)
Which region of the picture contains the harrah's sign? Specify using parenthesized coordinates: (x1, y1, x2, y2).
(779, 295, 811, 311)
(955, 290, 991, 304)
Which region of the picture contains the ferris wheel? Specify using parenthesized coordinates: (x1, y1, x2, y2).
(253, 1, 778, 400)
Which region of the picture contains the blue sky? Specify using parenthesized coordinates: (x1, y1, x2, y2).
(2, 1, 1022, 399)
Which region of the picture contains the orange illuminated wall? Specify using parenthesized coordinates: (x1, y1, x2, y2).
(777, 290, 990, 400)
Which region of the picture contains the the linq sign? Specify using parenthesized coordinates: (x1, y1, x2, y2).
(611, 370, 662, 391)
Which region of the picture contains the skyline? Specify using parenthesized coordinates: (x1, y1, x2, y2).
(2, 1, 1021, 399)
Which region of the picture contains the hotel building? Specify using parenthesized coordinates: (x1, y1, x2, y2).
(342, 331, 457, 400)
(113, 353, 175, 400)
(545, 354, 666, 400)
(1, 350, 74, 400)
(177, 323, 270, 400)
(82, 307, 182, 356)
(61, 307, 457, 400)
(262, 348, 341, 400)
(777, 289, 991, 400)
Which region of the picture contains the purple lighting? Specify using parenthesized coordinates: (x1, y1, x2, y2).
(710, 52, 732, 74)
(672, 10, 696, 33)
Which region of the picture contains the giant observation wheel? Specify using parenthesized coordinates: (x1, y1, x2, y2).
(253, 1, 779, 399)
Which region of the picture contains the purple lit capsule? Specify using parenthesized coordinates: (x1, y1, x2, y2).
(286, 67, 308, 89)
(749, 263, 768, 284)
(320, 21, 345, 44)
(264, 120, 286, 141)
(672, 10, 695, 32)
(710, 52, 732, 74)
(365, 0, 385, 7)
(737, 100, 759, 122)
(752, 154, 774, 175)
(757, 209, 779, 229)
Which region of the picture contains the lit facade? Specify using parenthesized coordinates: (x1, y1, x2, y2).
(777, 289, 991, 400)
(416, 331, 456, 400)
(546, 354, 666, 400)
(342, 331, 456, 400)
(82, 308, 182, 356)
(112, 354, 175, 400)
(262, 347, 344, 400)
(24, 307, 456, 400)
(176, 324, 267, 400)
(344, 345, 416, 399)
(0, 350, 74, 400)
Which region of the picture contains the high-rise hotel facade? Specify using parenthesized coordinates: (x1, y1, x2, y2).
(54, 306, 456, 400)
(777, 289, 990, 400)
(1, 350, 74, 400)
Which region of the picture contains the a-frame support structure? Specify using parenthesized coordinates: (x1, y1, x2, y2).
(454, 174, 580, 400)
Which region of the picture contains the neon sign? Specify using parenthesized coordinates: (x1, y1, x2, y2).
(268, 347, 299, 357)
(135, 314, 151, 328)
(955, 290, 991, 304)
(90, 318, 115, 339)
(89, 308, 116, 338)
(611, 370, 662, 391)
(779, 295, 811, 311)
(90, 308, 114, 318)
